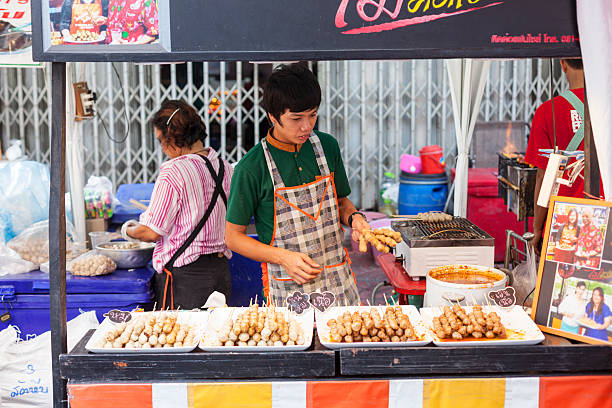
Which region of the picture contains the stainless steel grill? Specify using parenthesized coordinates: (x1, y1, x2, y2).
(391, 217, 495, 277)
(392, 218, 494, 247)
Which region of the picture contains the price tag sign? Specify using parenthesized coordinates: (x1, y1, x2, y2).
(286, 291, 310, 315)
(488, 287, 516, 309)
(104, 309, 133, 324)
(309, 291, 336, 313)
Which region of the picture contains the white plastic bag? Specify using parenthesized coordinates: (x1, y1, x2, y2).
(5, 140, 25, 161)
(40, 250, 115, 276)
(511, 244, 538, 308)
(83, 176, 117, 220)
(0, 244, 36, 276)
(0, 160, 50, 243)
(0, 311, 99, 408)
(68, 250, 116, 277)
(7, 220, 80, 267)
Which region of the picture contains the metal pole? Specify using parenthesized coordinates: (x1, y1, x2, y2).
(49, 61, 67, 408)
(583, 86, 600, 198)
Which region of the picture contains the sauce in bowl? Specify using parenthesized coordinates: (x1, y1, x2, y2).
(428, 265, 505, 286)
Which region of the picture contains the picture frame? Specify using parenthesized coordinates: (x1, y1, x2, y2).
(532, 196, 612, 345)
(37, 0, 171, 56)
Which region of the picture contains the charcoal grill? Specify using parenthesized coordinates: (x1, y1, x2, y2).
(391, 218, 494, 278)
(497, 152, 536, 224)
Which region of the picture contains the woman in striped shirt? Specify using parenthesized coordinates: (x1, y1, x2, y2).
(125, 100, 233, 309)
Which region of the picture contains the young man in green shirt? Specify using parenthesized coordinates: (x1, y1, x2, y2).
(225, 64, 370, 306)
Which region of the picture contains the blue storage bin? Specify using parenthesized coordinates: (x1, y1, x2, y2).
(398, 172, 448, 215)
(111, 183, 155, 224)
(227, 234, 264, 306)
(0, 268, 155, 337)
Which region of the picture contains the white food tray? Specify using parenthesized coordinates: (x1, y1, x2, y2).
(420, 306, 545, 347)
(85, 311, 208, 353)
(199, 307, 314, 352)
(315, 305, 432, 349)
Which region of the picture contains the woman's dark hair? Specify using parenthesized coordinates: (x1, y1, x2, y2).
(587, 287, 605, 319)
(151, 100, 207, 149)
(576, 281, 587, 289)
(567, 208, 579, 229)
(563, 58, 583, 70)
(262, 63, 321, 124)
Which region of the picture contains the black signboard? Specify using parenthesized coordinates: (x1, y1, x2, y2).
(32, 0, 580, 62)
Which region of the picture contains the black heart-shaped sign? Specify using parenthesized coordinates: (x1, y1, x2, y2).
(104, 309, 132, 324)
(286, 291, 310, 315)
(488, 287, 516, 308)
(309, 291, 335, 313)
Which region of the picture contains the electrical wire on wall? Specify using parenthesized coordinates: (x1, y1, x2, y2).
(96, 62, 130, 144)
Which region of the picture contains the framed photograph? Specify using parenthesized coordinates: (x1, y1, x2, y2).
(37, 0, 170, 55)
(532, 196, 612, 345)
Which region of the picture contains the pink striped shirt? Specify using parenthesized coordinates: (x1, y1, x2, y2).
(139, 148, 233, 273)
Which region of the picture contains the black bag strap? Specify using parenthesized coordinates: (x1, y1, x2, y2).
(164, 154, 226, 272)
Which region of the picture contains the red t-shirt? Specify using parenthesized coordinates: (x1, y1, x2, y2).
(525, 88, 586, 198)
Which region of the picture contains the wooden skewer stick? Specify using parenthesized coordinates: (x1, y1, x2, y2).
(254, 294, 258, 306)
(383, 293, 389, 306)
(484, 293, 492, 309)
(470, 294, 478, 308)
(129, 198, 148, 211)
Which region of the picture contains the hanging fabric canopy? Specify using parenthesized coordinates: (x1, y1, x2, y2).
(576, 0, 611, 200)
(446, 59, 491, 216)
(66, 62, 87, 243)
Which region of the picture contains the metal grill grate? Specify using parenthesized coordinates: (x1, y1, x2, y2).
(395, 218, 490, 241)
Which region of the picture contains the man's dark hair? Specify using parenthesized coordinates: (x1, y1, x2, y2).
(563, 58, 583, 70)
(263, 63, 321, 124)
(576, 281, 587, 289)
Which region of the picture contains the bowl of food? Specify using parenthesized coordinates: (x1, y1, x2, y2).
(95, 240, 155, 269)
(424, 264, 508, 307)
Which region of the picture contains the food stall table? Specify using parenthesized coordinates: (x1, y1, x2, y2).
(338, 335, 611, 376)
(65, 376, 612, 408)
(28, 1, 603, 406)
(61, 329, 335, 381)
(61, 332, 612, 407)
(378, 254, 426, 305)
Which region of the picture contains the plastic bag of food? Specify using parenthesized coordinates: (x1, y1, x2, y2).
(84, 176, 118, 220)
(7, 220, 79, 267)
(0, 244, 36, 276)
(67, 250, 116, 276)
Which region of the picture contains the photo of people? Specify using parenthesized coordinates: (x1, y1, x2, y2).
(49, 0, 159, 45)
(582, 286, 612, 341)
(545, 202, 608, 270)
(548, 263, 612, 343)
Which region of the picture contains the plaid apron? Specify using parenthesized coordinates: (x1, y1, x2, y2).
(261, 133, 361, 306)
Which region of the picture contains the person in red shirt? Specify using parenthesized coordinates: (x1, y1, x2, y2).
(525, 59, 585, 254)
(107, 0, 159, 44)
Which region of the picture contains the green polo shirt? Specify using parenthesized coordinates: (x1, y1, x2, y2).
(226, 130, 351, 245)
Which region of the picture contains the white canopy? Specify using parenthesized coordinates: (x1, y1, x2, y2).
(446, 59, 491, 216)
(577, 0, 611, 199)
(66, 63, 87, 243)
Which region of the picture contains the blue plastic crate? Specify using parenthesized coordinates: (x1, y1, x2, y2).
(111, 183, 155, 224)
(0, 268, 155, 337)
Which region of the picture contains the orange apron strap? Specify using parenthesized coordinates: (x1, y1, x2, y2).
(162, 268, 174, 310)
(344, 247, 352, 265)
